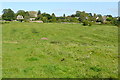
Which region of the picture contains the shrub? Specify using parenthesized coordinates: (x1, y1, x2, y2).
(83, 20, 92, 26)
(103, 21, 111, 24)
(23, 19, 30, 22)
(17, 19, 24, 22)
(83, 20, 89, 26)
(113, 18, 120, 27)
(89, 22, 92, 26)
(116, 21, 120, 27)
(0, 21, 10, 24)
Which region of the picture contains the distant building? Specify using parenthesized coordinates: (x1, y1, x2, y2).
(102, 16, 107, 22)
(30, 18, 36, 21)
(17, 15, 24, 20)
(75, 17, 79, 19)
(116, 17, 119, 20)
(96, 17, 99, 20)
(28, 11, 38, 18)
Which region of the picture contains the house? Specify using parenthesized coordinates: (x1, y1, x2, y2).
(116, 17, 119, 20)
(30, 18, 36, 21)
(96, 17, 99, 20)
(75, 17, 79, 19)
(28, 11, 38, 18)
(102, 16, 107, 22)
(17, 15, 24, 20)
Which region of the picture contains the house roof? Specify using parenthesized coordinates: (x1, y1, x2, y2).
(28, 11, 38, 18)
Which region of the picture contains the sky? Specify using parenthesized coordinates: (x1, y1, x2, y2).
(0, 0, 119, 2)
(0, 2, 118, 17)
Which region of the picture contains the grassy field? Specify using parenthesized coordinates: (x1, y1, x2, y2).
(2, 22, 118, 78)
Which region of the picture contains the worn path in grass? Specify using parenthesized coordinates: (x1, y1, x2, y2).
(2, 22, 118, 78)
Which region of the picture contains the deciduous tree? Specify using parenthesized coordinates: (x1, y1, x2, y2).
(2, 9, 15, 21)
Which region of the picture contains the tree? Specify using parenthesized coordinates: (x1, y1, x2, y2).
(106, 15, 112, 17)
(71, 14, 76, 17)
(63, 14, 66, 18)
(36, 14, 43, 20)
(83, 20, 89, 26)
(2, 9, 15, 21)
(93, 13, 97, 22)
(76, 11, 81, 17)
(111, 17, 120, 27)
(50, 13, 56, 22)
(52, 13, 56, 17)
(42, 17, 48, 23)
(67, 17, 78, 22)
(77, 11, 88, 23)
(16, 10, 26, 17)
(36, 10, 42, 20)
(118, 17, 120, 27)
(106, 17, 113, 21)
(111, 18, 118, 26)
(37, 10, 41, 15)
(56, 17, 65, 22)
(83, 20, 92, 26)
(24, 11, 30, 21)
(87, 13, 93, 21)
(42, 13, 52, 20)
(88, 13, 92, 17)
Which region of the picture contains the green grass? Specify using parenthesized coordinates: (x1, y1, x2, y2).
(2, 22, 118, 78)
(0, 23, 2, 79)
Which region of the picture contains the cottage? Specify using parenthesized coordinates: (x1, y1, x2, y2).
(30, 18, 36, 21)
(17, 15, 24, 20)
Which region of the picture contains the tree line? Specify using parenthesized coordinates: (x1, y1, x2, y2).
(1, 8, 120, 26)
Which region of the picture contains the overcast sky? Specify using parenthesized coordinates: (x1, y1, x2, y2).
(0, 2, 119, 17)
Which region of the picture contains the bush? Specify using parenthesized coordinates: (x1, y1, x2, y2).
(83, 20, 92, 26)
(103, 21, 111, 24)
(0, 21, 10, 24)
(23, 19, 29, 22)
(116, 21, 120, 27)
(89, 22, 92, 26)
(83, 20, 89, 26)
(112, 18, 120, 27)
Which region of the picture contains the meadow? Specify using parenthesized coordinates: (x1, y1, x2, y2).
(2, 22, 118, 78)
